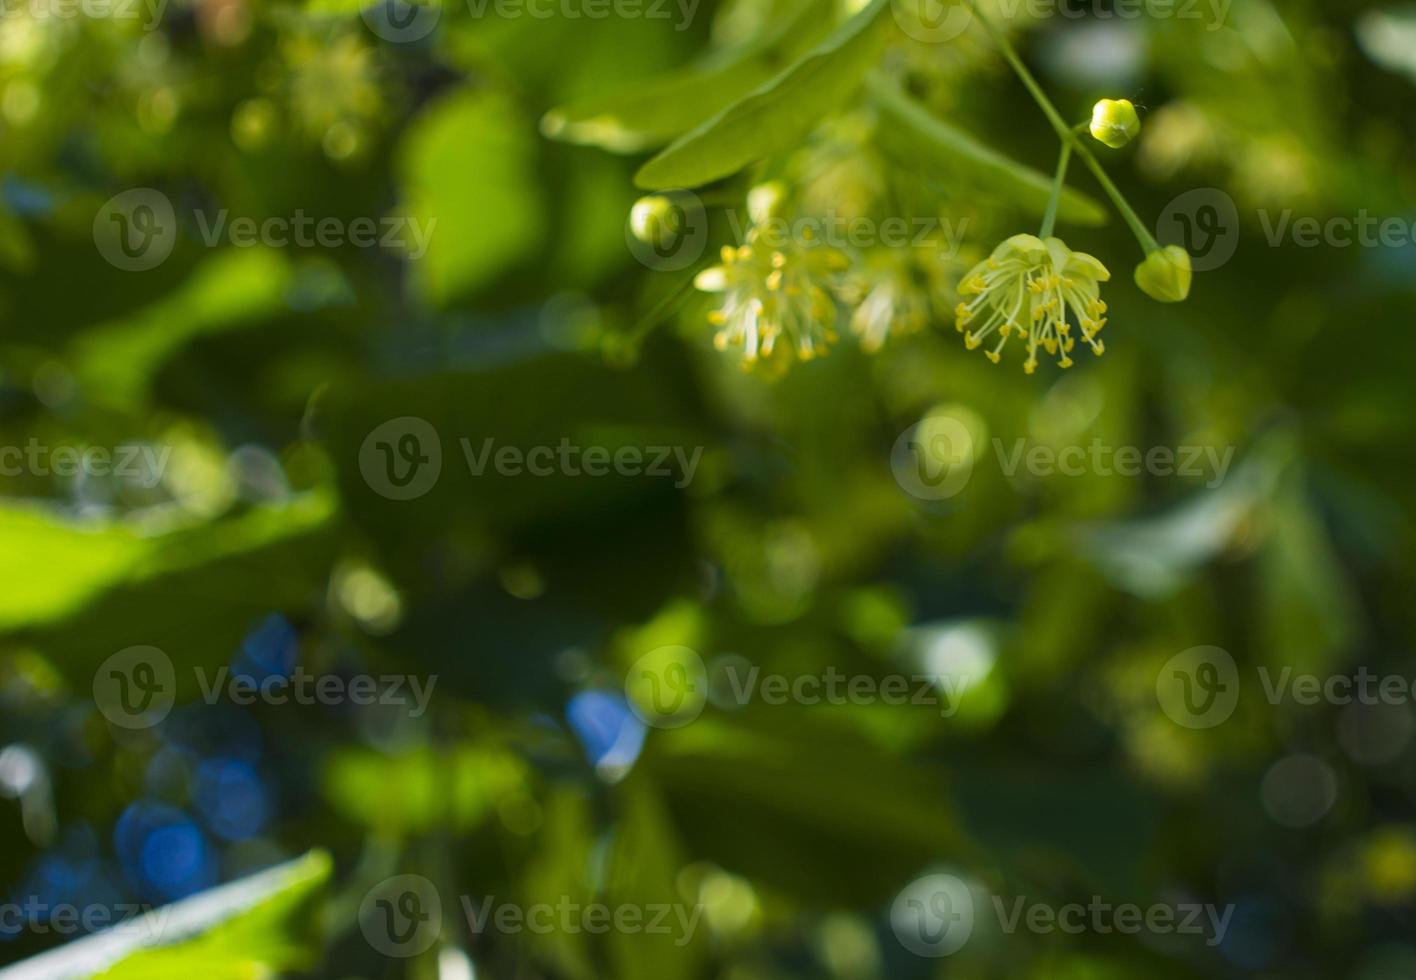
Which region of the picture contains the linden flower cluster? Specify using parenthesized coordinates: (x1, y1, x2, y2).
(954, 234, 1109, 373)
(693, 227, 850, 369)
(842, 247, 968, 353)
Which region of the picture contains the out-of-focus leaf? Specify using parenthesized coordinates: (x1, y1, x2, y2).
(396, 89, 545, 307)
(1258, 475, 1362, 676)
(68, 249, 294, 411)
(605, 775, 705, 980)
(0, 205, 33, 272)
(643, 713, 971, 903)
(1356, 5, 1416, 83)
(867, 75, 1108, 226)
(633, 0, 891, 189)
(518, 787, 597, 980)
(0, 491, 335, 638)
(1073, 445, 1278, 598)
(0, 851, 330, 980)
(323, 744, 528, 836)
(541, 0, 830, 152)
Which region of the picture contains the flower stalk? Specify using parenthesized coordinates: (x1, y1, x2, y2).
(967, 0, 1160, 255)
(1039, 141, 1071, 240)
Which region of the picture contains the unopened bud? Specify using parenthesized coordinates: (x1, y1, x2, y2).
(629, 195, 682, 247)
(1134, 246, 1192, 303)
(1089, 98, 1141, 149)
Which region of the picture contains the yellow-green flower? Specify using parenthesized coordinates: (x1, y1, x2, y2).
(694, 227, 848, 370)
(841, 245, 971, 353)
(954, 234, 1110, 373)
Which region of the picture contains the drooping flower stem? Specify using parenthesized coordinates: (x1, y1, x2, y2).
(1039, 141, 1071, 239)
(968, 1, 1160, 255)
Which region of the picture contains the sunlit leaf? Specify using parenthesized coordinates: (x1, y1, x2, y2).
(0, 852, 330, 980)
(634, 0, 891, 189)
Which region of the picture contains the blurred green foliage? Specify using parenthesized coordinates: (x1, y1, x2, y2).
(2, 0, 1416, 977)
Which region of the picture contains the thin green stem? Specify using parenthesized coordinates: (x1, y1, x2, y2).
(968, 0, 1160, 254)
(1039, 141, 1070, 239)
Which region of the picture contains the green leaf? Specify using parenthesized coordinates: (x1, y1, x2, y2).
(604, 776, 706, 980)
(643, 713, 972, 904)
(0, 491, 335, 639)
(68, 249, 296, 411)
(397, 88, 545, 307)
(866, 74, 1108, 227)
(518, 788, 598, 980)
(541, 0, 831, 152)
(0, 852, 331, 980)
(323, 743, 529, 836)
(633, 0, 891, 189)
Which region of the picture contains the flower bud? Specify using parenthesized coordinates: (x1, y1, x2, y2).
(1089, 98, 1141, 149)
(1134, 246, 1192, 303)
(629, 195, 680, 247)
(747, 181, 788, 225)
